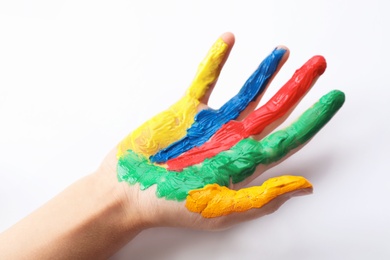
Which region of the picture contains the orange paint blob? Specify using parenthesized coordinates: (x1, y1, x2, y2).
(186, 176, 312, 218)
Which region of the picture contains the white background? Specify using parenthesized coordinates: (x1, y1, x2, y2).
(0, 1, 389, 259)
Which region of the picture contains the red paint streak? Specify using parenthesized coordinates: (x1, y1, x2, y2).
(167, 56, 327, 171)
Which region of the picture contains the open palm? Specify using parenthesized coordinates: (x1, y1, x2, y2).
(114, 33, 344, 229)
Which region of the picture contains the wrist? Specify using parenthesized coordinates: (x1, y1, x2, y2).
(53, 172, 142, 259)
(95, 148, 152, 231)
(94, 155, 145, 234)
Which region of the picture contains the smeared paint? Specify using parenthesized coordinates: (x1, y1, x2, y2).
(117, 90, 345, 206)
(167, 55, 327, 171)
(150, 48, 287, 163)
(186, 176, 312, 218)
(117, 37, 229, 158)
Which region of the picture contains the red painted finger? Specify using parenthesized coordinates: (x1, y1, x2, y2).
(167, 56, 326, 171)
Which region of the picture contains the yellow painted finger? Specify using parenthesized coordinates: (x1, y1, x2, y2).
(186, 176, 312, 218)
(117, 38, 229, 158)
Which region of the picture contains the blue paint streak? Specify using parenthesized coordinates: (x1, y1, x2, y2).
(150, 48, 286, 163)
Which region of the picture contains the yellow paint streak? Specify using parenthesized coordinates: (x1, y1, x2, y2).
(186, 176, 312, 218)
(117, 38, 229, 158)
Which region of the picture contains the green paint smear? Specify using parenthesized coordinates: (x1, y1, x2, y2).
(118, 90, 345, 201)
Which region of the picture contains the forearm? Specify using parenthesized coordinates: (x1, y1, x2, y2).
(0, 168, 142, 260)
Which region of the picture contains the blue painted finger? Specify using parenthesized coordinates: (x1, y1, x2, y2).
(150, 48, 287, 163)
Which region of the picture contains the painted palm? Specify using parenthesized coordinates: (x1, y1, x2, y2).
(117, 37, 344, 218)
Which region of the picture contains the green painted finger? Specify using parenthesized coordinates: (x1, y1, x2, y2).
(229, 90, 345, 183)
